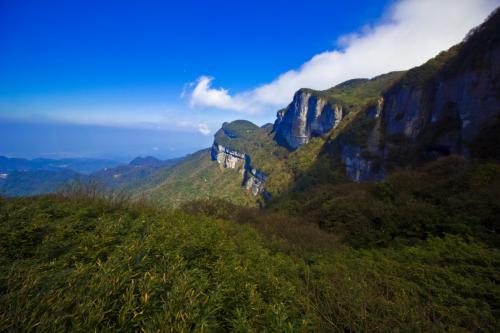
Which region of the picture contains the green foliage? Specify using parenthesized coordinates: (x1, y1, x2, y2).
(0, 196, 312, 332)
(309, 235, 500, 332)
(322, 71, 404, 109)
(272, 156, 500, 249)
(2, 160, 500, 332)
(0, 169, 81, 197)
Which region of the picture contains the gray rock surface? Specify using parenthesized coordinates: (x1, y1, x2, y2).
(273, 90, 343, 149)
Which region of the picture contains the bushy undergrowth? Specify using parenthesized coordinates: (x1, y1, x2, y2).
(0, 196, 313, 332)
(272, 156, 500, 248)
(1, 157, 499, 332)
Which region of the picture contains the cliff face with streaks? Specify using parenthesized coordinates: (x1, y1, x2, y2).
(273, 90, 344, 149)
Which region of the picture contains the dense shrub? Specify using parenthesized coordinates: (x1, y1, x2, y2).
(271, 156, 500, 248)
(0, 196, 313, 332)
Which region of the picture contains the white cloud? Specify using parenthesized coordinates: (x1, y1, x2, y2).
(185, 0, 499, 114)
(197, 123, 211, 136)
(175, 120, 212, 136)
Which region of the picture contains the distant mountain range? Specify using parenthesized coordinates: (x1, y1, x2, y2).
(0, 155, 183, 196)
(0, 156, 121, 174)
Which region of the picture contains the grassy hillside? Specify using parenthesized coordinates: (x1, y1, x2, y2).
(1, 159, 499, 332)
(135, 149, 257, 208)
(271, 156, 500, 248)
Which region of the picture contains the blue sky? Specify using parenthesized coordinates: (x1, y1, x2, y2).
(0, 0, 497, 160)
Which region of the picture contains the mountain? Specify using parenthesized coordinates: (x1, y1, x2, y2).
(0, 156, 183, 197)
(136, 149, 259, 208)
(142, 9, 500, 209)
(129, 156, 165, 167)
(0, 169, 83, 196)
(0, 156, 121, 174)
(89, 156, 182, 190)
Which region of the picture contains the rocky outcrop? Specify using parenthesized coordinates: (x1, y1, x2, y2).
(210, 143, 267, 196)
(339, 97, 385, 182)
(244, 168, 267, 195)
(273, 90, 343, 149)
(340, 145, 384, 182)
(211, 144, 246, 171)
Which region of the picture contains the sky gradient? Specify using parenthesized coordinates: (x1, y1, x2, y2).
(0, 0, 498, 160)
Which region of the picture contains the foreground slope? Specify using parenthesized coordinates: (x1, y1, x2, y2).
(1, 166, 500, 332)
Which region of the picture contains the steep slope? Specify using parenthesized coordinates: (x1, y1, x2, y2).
(332, 8, 500, 180)
(137, 149, 258, 208)
(382, 8, 500, 162)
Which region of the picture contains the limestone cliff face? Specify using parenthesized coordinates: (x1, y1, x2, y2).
(210, 144, 246, 172)
(210, 143, 267, 196)
(273, 90, 343, 149)
(339, 97, 385, 182)
(337, 11, 500, 182)
(244, 168, 267, 196)
(381, 24, 500, 162)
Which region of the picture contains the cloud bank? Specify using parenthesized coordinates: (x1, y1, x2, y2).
(186, 0, 499, 114)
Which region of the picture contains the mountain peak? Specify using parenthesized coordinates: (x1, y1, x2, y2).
(129, 156, 162, 167)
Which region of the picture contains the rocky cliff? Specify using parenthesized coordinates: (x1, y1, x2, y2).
(327, 9, 500, 182)
(204, 9, 500, 199)
(210, 143, 267, 196)
(210, 121, 270, 196)
(266, 9, 500, 184)
(381, 13, 500, 162)
(210, 144, 246, 171)
(273, 89, 344, 149)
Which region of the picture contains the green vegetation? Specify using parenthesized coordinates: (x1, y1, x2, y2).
(271, 156, 500, 247)
(322, 71, 404, 109)
(2, 157, 499, 331)
(0, 169, 81, 197)
(0, 195, 312, 332)
(214, 120, 289, 174)
(135, 149, 257, 208)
